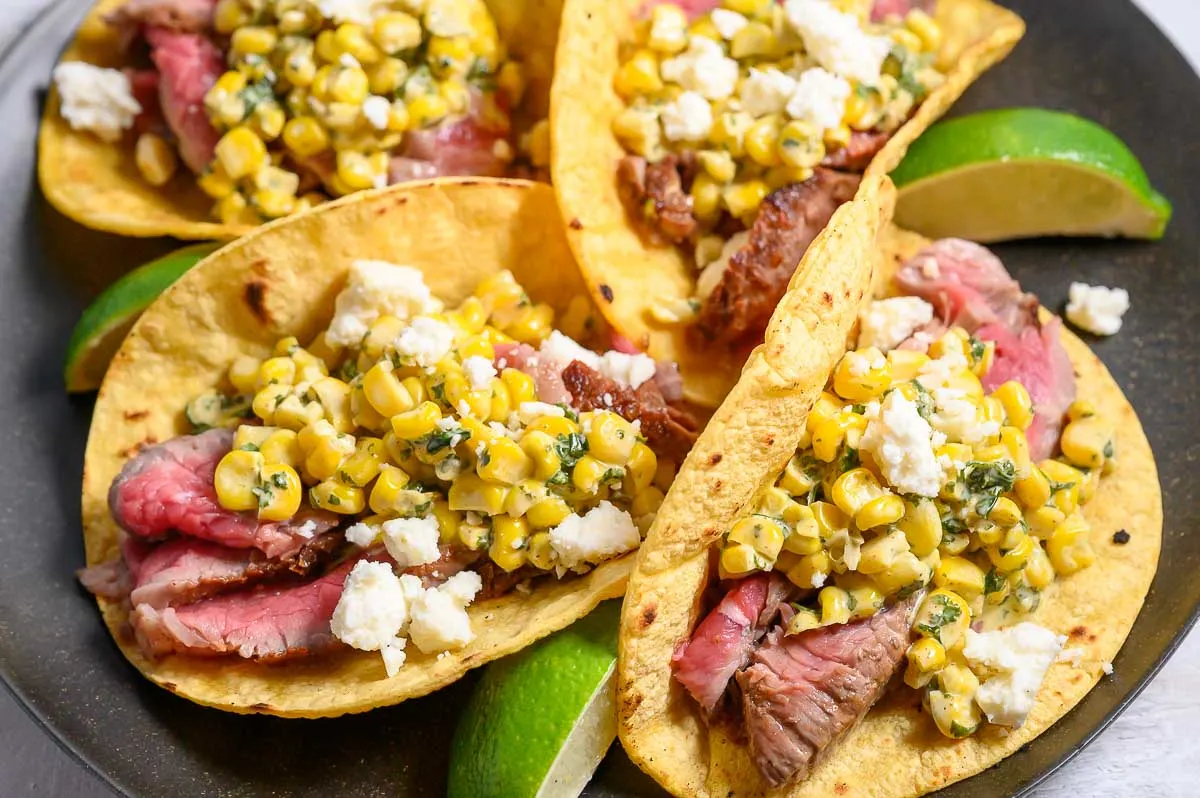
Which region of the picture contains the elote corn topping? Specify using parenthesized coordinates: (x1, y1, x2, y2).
(613, 0, 944, 241)
(715, 296, 1115, 739)
(187, 264, 673, 671)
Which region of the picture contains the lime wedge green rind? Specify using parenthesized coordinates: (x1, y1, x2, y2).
(447, 601, 620, 798)
(891, 108, 1171, 241)
(64, 242, 220, 392)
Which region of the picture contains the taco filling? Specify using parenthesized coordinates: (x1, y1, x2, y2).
(671, 239, 1113, 786)
(81, 262, 696, 674)
(52, 0, 545, 226)
(611, 0, 944, 343)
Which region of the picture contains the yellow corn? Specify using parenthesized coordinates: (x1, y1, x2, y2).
(744, 116, 781, 167)
(407, 92, 449, 128)
(786, 606, 822, 636)
(874, 550, 929, 596)
(928, 689, 981, 739)
(904, 637, 947, 689)
(362, 363, 413, 418)
(811, 500, 850, 540)
(515, 430, 560, 482)
(367, 464, 410, 512)
(1040, 458, 1083, 515)
(730, 21, 778, 59)
(857, 529, 910, 574)
(1047, 514, 1095, 575)
(832, 348, 891, 403)
(818, 586, 853, 626)
(310, 479, 365, 514)
(1024, 540, 1055, 590)
(785, 550, 831, 590)
(504, 303, 555, 345)
(311, 377, 353, 433)
(884, 350, 929, 384)
(722, 0, 771, 15)
(335, 22, 382, 64)
(913, 589, 970, 648)
(231, 25, 277, 58)
(934, 555, 985, 597)
(448, 473, 509, 516)
(391, 401, 443, 440)
(855, 494, 905, 531)
(572, 454, 621, 495)
(525, 415, 579, 438)
(477, 438, 533, 485)
(134, 133, 178, 187)
(214, 0, 251, 33)
(215, 127, 267, 180)
(259, 429, 302, 470)
(612, 105, 662, 159)
(303, 433, 355, 483)
(527, 495, 572, 529)
(719, 542, 763, 578)
(615, 48, 662, 98)
(777, 120, 825, 169)
(525, 531, 556, 570)
(647, 4, 688, 53)
(896, 499, 942, 556)
(709, 109, 752, 156)
(781, 505, 822, 555)
(905, 9, 943, 52)
(1060, 416, 1112, 470)
(1015, 466, 1052, 511)
(584, 412, 636, 465)
(282, 116, 329, 158)
(992, 381, 1034, 430)
(987, 527, 1034, 572)
(213, 449, 264, 512)
(257, 463, 302, 521)
(338, 437, 385, 487)
(727, 516, 786, 561)
(831, 468, 886, 518)
(1026, 504, 1066, 537)
(373, 11, 422, 53)
(490, 516, 530, 572)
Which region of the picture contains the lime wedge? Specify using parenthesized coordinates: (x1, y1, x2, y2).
(447, 601, 620, 798)
(892, 108, 1171, 242)
(64, 242, 220, 393)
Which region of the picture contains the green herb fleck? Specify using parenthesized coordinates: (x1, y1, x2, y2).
(840, 446, 860, 472)
(984, 569, 1007, 596)
(916, 594, 962, 643)
(239, 442, 260, 452)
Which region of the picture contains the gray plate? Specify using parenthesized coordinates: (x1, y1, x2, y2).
(1, 0, 1196, 795)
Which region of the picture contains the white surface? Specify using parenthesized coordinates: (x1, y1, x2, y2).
(0, 0, 1196, 796)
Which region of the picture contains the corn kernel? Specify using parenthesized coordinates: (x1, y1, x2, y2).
(720, 542, 764, 578)
(992, 381, 1034, 430)
(215, 127, 267, 180)
(648, 5, 688, 53)
(214, 449, 264, 512)
(391, 401, 442, 440)
(490, 516, 530, 572)
(257, 463, 302, 521)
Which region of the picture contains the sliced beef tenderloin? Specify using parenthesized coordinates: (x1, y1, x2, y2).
(145, 26, 223, 173)
(894, 239, 1076, 459)
(695, 168, 861, 347)
(395, 90, 511, 181)
(131, 558, 355, 661)
(109, 428, 338, 558)
(127, 530, 344, 609)
(821, 130, 891, 171)
(492, 342, 573, 406)
(737, 597, 916, 787)
(672, 573, 792, 712)
(561, 360, 699, 462)
(871, 0, 937, 21)
(618, 152, 699, 244)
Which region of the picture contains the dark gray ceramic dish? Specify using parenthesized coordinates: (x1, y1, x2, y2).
(0, 0, 1196, 795)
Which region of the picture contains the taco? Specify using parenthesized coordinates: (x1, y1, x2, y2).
(617, 172, 1162, 796)
(78, 178, 702, 717)
(551, 0, 1025, 407)
(39, 0, 562, 239)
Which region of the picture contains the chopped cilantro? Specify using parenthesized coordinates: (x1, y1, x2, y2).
(240, 78, 274, 117)
(896, 581, 925, 600)
(429, 381, 447, 404)
(339, 359, 360, 381)
(269, 471, 290, 490)
(424, 424, 470, 455)
(327, 493, 341, 506)
(845, 591, 858, 611)
(911, 380, 935, 420)
(239, 442, 260, 452)
(839, 446, 860, 472)
(553, 432, 589, 470)
(968, 336, 987, 364)
(984, 568, 1008, 596)
(546, 470, 569, 486)
(479, 450, 492, 467)
(1014, 585, 1041, 613)
(963, 460, 1016, 517)
(601, 467, 625, 484)
(1048, 477, 1076, 495)
(556, 403, 580, 422)
(1103, 440, 1114, 458)
(850, 404, 867, 415)
(949, 721, 977, 738)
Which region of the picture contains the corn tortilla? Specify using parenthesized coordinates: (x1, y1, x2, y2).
(550, 0, 1025, 409)
(616, 181, 1162, 797)
(39, 0, 564, 240)
(83, 179, 639, 717)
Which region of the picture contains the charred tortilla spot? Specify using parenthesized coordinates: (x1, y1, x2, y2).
(569, 217, 583, 230)
(835, 784, 848, 795)
(120, 435, 158, 458)
(1112, 529, 1131, 544)
(622, 690, 643, 714)
(713, 480, 723, 490)
(459, 179, 480, 186)
(123, 409, 148, 421)
(250, 702, 272, 711)
(709, 453, 723, 465)
(244, 280, 270, 324)
(162, 681, 177, 691)
(599, 284, 614, 303)
(822, 291, 833, 306)
(250, 259, 268, 276)
(641, 604, 657, 628)
(764, 435, 775, 445)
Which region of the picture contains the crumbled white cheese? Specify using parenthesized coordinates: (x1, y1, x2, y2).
(785, 0, 892, 84)
(53, 61, 141, 143)
(424, 0, 472, 36)
(1101, 661, 1114, 675)
(661, 90, 714, 142)
(598, 351, 657, 390)
(1066, 282, 1130, 336)
(295, 519, 319, 539)
(518, 401, 566, 424)
(462, 355, 497, 390)
(739, 67, 798, 117)
(380, 638, 407, 675)
(858, 296, 935, 352)
(861, 390, 941, 497)
(407, 571, 482, 653)
(330, 561, 410, 672)
(540, 331, 601, 370)
(964, 623, 1066, 727)
(345, 521, 379, 547)
(1057, 647, 1085, 667)
(785, 67, 851, 130)
(810, 572, 827, 588)
(661, 37, 739, 100)
(550, 501, 641, 569)
(394, 316, 455, 367)
(710, 8, 749, 38)
(843, 348, 883, 378)
(361, 95, 391, 130)
(381, 516, 442, 568)
(326, 261, 443, 346)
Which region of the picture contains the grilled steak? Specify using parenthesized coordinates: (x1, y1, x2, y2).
(492, 342, 573, 406)
(673, 573, 792, 712)
(397, 97, 510, 181)
(561, 361, 699, 462)
(617, 152, 699, 244)
(131, 558, 355, 661)
(145, 26, 223, 173)
(109, 428, 338, 558)
(821, 130, 892, 171)
(737, 598, 915, 787)
(895, 239, 1076, 459)
(695, 169, 862, 346)
(127, 531, 344, 609)
(871, 0, 937, 22)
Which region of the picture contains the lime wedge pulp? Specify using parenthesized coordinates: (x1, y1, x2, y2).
(64, 242, 220, 393)
(447, 601, 620, 798)
(891, 108, 1171, 242)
